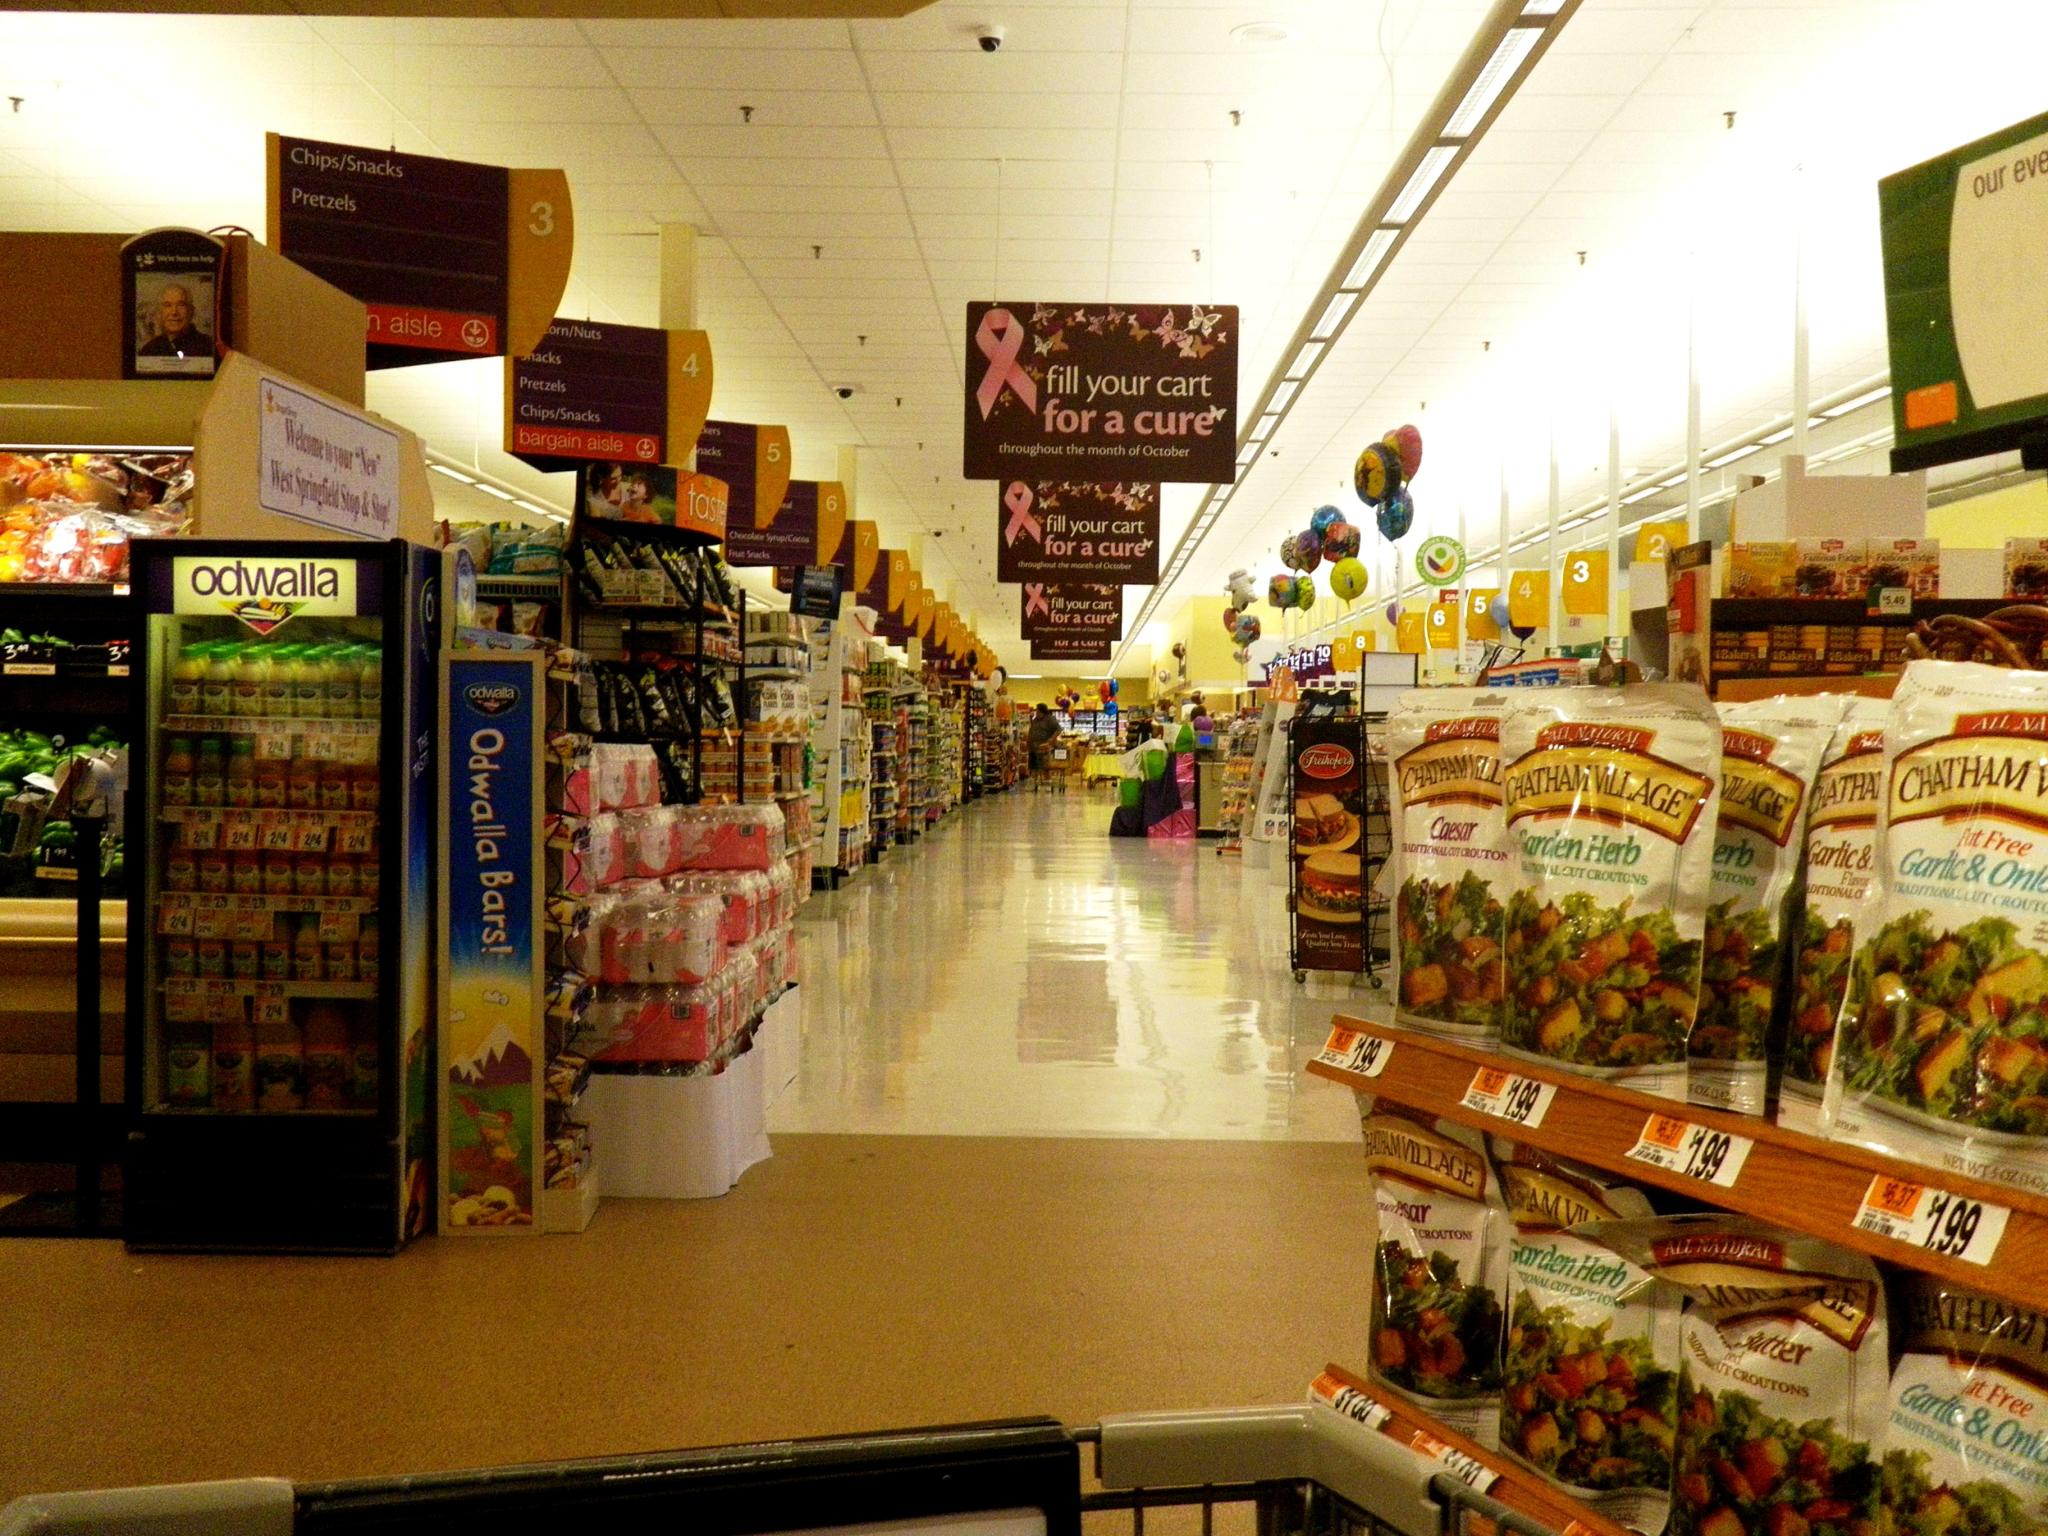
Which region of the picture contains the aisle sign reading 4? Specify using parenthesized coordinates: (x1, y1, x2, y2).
(1507, 570, 1549, 629)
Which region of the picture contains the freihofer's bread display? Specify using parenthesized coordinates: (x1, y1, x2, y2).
(1500, 686, 1721, 1101)
(1691, 697, 1844, 1118)
(1828, 661, 2048, 1197)
(1390, 688, 1510, 1043)
(1780, 699, 1888, 1135)
(1362, 1102, 1508, 1448)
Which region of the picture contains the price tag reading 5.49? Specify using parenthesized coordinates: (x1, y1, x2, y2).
(1853, 1175, 2010, 1266)
(1461, 1066, 1555, 1128)
(1625, 1113, 1754, 1189)
(1316, 1025, 1394, 1079)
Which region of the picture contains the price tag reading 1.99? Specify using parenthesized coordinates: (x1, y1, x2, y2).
(1625, 1113, 1754, 1189)
(1460, 1066, 1555, 1129)
(1853, 1175, 2010, 1267)
(1316, 1025, 1395, 1079)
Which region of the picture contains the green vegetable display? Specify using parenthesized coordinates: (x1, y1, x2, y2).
(1501, 1290, 1676, 1491)
(1504, 889, 1701, 1068)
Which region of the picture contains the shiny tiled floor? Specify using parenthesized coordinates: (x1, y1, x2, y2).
(770, 786, 1367, 1141)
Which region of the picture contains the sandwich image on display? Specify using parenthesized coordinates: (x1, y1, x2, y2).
(1299, 851, 1365, 923)
(1295, 792, 1350, 847)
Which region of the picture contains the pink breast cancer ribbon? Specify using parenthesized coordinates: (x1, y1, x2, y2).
(975, 309, 1038, 420)
(1024, 584, 1049, 620)
(1003, 482, 1041, 547)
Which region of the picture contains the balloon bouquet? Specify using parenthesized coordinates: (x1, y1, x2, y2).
(1222, 568, 1261, 663)
(1351, 422, 1423, 634)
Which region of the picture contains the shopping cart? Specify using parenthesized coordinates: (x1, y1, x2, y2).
(0, 1397, 1583, 1536)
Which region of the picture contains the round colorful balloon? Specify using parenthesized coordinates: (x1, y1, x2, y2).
(1268, 574, 1294, 608)
(1295, 527, 1323, 571)
(1279, 534, 1300, 571)
(1292, 574, 1317, 610)
(1222, 606, 1240, 632)
(1310, 504, 1343, 536)
(1488, 593, 1512, 630)
(1377, 487, 1414, 541)
(1234, 614, 1261, 643)
(1322, 520, 1361, 560)
(1330, 557, 1369, 601)
(1385, 600, 1402, 625)
(1354, 441, 1403, 506)
(1387, 423, 1423, 480)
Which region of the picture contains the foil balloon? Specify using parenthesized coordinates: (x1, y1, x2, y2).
(1279, 533, 1302, 571)
(1330, 556, 1368, 602)
(1108, 678, 1118, 697)
(1322, 520, 1361, 561)
(1232, 647, 1250, 664)
(1309, 504, 1343, 536)
(1353, 440, 1404, 506)
(1268, 573, 1294, 608)
(1488, 593, 1512, 631)
(1295, 526, 1324, 571)
(1385, 599, 1402, 625)
(1222, 606, 1240, 633)
(1234, 614, 1262, 644)
(1226, 568, 1256, 607)
(1376, 486, 1414, 541)
(1292, 574, 1317, 610)
(1510, 623, 1536, 642)
(1386, 423, 1423, 480)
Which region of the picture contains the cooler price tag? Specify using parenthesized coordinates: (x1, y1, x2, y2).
(335, 822, 376, 855)
(1854, 1175, 2009, 1266)
(257, 731, 293, 760)
(1626, 1113, 1754, 1188)
(1460, 1066, 1555, 1128)
(193, 909, 230, 939)
(1315, 1025, 1394, 1078)
(1877, 587, 1912, 616)
(305, 732, 342, 762)
(159, 906, 195, 936)
(294, 819, 331, 853)
(231, 909, 272, 942)
(1408, 1431, 1500, 1493)
(252, 984, 289, 1025)
(179, 816, 218, 851)
(221, 818, 258, 852)
(317, 909, 359, 943)
(260, 818, 295, 851)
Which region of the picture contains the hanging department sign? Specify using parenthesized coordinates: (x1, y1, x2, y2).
(997, 480, 1160, 585)
(695, 420, 791, 558)
(257, 375, 400, 539)
(748, 480, 845, 572)
(505, 319, 711, 469)
(1884, 109, 2048, 470)
(963, 301, 1237, 483)
(1021, 582, 1122, 644)
(267, 132, 571, 369)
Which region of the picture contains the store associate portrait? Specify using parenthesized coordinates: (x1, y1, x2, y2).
(136, 281, 214, 360)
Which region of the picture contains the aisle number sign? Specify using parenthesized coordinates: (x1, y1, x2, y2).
(1465, 588, 1500, 641)
(1331, 636, 1359, 674)
(1562, 549, 1610, 616)
(1427, 601, 1459, 651)
(1396, 611, 1426, 653)
(1634, 520, 1687, 563)
(1507, 570, 1548, 629)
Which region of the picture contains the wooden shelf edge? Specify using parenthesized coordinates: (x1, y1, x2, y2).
(1311, 1362, 1634, 1536)
(1309, 1014, 2048, 1308)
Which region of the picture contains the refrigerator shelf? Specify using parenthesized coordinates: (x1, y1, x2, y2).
(162, 978, 378, 1001)
(143, 1104, 377, 1119)
(158, 891, 378, 914)
(160, 806, 378, 828)
(160, 715, 380, 737)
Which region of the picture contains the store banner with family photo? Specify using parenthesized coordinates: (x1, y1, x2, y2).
(505, 318, 712, 470)
(267, 132, 572, 368)
(995, 480, 1160, 584)
(1020, 582, 1122, 644)
(962, 301, 1238, 483)
(1290, 716, 1367, 973)
(577, 463, 727, 542)
(695, 420, 791, 558)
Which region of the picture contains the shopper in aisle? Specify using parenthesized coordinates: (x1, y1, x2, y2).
(1026, 702, 1060, 776)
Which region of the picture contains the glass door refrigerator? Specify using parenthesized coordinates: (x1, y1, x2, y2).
(124, 538, 439, 1252)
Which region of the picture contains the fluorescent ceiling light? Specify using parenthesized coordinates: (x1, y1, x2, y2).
(1703, 444, 1759, 470)
(475, 483, 516, 501)
(1445, 27, 1543, 139)
(1342, 229, 1399, 290)
(1310, 291, 1358, 340)
(513, 499, 560, 519)
(1251, 413, 1281, 440)
(1386, 144, 1459, 224)
(1521, 0, 1566, 13)
(1236, 443, 1259, 466)
(1269, 381, 1299, 411)
(1620, 485, 1664, 506)
(1824, 386, 1893, 418)
(1286, 341, 1325, 378)
(1759, 426, 1794, 446)
(430, 464, 477, 484)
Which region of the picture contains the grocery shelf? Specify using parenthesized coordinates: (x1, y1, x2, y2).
(1306, 1014, 2048, 1307)
(162, 978, 378, 1001)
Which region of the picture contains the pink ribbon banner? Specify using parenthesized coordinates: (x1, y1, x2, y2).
(996, 480, 1159, 586)
(1003, 482, 1042, 547)
(1020, 581, 1122, 643)
(974, 308, 1038, 420)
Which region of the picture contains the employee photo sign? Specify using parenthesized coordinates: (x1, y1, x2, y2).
(963, 301, 1237, 484)
(997, 480, 1160, 585)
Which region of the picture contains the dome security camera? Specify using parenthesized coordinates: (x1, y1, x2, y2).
(976, 24, 1005, 51)
(833, 385, 856, 400)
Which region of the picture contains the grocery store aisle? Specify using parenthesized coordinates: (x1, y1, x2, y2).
(773, 787, 1361, 1140)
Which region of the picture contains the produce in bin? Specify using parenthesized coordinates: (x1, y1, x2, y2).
(1826, 662, 2048, 1195)
(1501, 686, 1719, 1100)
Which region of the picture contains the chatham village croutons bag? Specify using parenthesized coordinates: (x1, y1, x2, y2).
(1690, 697, 1844, 1118)
(1389, 688, 1511, 1044)
(1826, 661, 2048, 1197)
(1500, 685, 1722, 1101)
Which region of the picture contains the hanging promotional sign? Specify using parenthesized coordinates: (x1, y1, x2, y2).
(996, 480, 1160, 584)
(268, 132, 571, 368)
(695, 420, 791, 556)
(122, 227, 227, 381)
(1561, 548, 1611, 615)
(1507, 569, 1549, 629)
(1030, 635, 1113, 662)
(789, 564, 843, 620)
(1416, 535, 1467, 586)
(441, 652, 542, 1233)
(1426, 599, 1460, 650)
(1633, 520, 1687, 563)
(1882, 108, 2048, 470)
(505, 318, 711, 469)
(576, 464, 727, 542)
(1020, 582, 1122, 644)
(1396, 611, 1427, 653)
(963, 300, 1238, 484)
(1291, 715, 1367, 974)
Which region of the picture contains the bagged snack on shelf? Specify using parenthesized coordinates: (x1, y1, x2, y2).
(1500, 686, 1721, 1101)
(1828, 661, 2048, 1196)
(1690, 696, 1844, 1117)
(1360, 1103, 1508, 1448)
(488, 520, 565, 576)
(1779, 700, 1888, 1135)
(1388, 688, 1510, 1044)
(1880, 1276, 2048, 1536)
(1492, 1142, 1675, 1535)
(440, 522, 493, 576)
(1598, 1216, 1888, 1536)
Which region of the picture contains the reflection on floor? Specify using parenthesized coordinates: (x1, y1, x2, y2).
(772, 787, 1363, 1141)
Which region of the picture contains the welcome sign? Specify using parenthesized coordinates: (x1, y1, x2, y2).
(963, 301, 1237, 483)
(997, 480, 1160, 585)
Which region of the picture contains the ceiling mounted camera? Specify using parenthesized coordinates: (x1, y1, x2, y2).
(976, 24, 1005, 52)
(834, 384, 857, 400)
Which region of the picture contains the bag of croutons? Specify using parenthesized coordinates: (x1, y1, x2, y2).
(1690, 697, 1844, 1117)
(1389, 688, 1510, 1043)
(1778, 699, 1887, 1136)
(1362, 1102, 1508, 1447)
(1501, 685, 1721, 1101)
(1880, 1275, 2048, 1536)
(1492, 1141, 1678, 1534)
(1597, 1216, 1888, 1536)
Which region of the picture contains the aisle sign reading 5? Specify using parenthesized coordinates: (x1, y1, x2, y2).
(1465, 587, 1500, 640)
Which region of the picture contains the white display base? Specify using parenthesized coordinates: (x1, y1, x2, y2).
(583, 1047, 773, 1200)
(539, 1168, 600, 1233)
(760, 986, 801, 1109)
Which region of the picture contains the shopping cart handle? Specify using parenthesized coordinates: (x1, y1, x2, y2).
(0, 1478, 293, 1536)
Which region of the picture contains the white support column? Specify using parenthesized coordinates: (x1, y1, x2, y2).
(1792, 169, 1810, 460)
(1687, 283, 1702, 542)
(1546, 426, 1561, 650)
(1607, 399, 1622, 643)
(658, 223, 697, 330)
